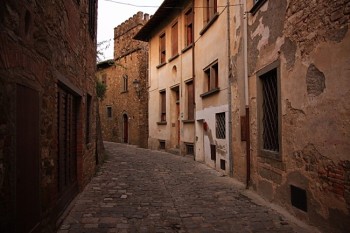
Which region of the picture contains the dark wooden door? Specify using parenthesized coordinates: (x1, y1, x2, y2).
(16, 84, 40, 233)
(123, 114, 128, 143)
(57, 86, 78, 215)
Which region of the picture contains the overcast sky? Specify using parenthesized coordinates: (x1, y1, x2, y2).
(97, 0, 164, 60)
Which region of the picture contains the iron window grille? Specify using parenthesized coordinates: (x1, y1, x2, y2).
(186, 143, 194, 155)
(216, 112, 226, 139)
(261, 69, 279, 152)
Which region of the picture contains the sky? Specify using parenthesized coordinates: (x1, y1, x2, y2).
(97, 0, 164, 60)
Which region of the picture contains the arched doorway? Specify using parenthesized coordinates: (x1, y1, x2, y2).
(123, 113, 128, 143)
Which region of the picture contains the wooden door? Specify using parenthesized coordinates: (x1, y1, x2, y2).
(16, 84, 40, 233)
(123, 114, 128, 143)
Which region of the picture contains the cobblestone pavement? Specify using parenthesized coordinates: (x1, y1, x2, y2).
(58, 142, 313, 233)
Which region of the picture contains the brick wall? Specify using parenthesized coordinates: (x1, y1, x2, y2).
(97, 12, 149, 148)
(0, 0, 99, 232)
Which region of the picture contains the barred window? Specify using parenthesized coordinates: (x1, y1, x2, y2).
(216, 112, 226, 139)
(261, 68, 279, 152)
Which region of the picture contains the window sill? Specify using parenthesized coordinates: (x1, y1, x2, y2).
(157, 121, 167, 125)
(199, 13, 219, 36)
(200, 87, 220, 98)
(182, 44, 193, 54)
(249, 0, 268, 15)
(120, 90, 128, 94)
(156, 62, 167, 69)
(168, 54, 179, 62)
(182, 120, 195, 124)
(260, 149, 281, 161)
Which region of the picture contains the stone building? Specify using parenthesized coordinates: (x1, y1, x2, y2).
(97, 12, 149, 148)
(135, 0, 350, 232)
(0, 0, 100, 232)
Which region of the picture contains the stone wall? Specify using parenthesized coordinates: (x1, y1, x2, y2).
(246, 0, 350, 232)
(0, 0, 99, 232)
(97, 12, 149, 148)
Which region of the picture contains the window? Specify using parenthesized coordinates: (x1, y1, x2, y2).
(216, 112, 226, 139)
(261, 68, 279, 152)
(107, 106, 112, 118)
(186, 143, 194, 155)
(201, 61, 219, 97)
(122, 75, 128, 92)
(86, 94, 92, 144)
(257, 62, 280, 160)
(204, 0, 217, 24)
(185, 8, 193, 47)
(171, 22, 178, 57)
(160, 90, 166, 122)
(88, 0, 96, 39)
(159, 33, 166, 64)
(186, 81, 194, 120)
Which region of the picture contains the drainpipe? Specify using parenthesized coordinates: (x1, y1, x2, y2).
(243, 0, 250, 188)
(192, 0, 196, 161)
(226, 0, 233, 177)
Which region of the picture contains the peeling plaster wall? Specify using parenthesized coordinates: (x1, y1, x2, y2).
(246, 0, 350, 232)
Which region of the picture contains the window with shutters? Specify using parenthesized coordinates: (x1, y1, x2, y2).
(159, 33, 166, 64)
(186, 81, 194, 121)
(204, 0, 217, 24)
(160, 90, 166, 122)
(257, 61, 281, 160)
(200, 60, 219, 98)
(185, 8, 193, 47)
(171, 22, 178, 58)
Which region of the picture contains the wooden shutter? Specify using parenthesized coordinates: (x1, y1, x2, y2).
(187, 82, 194, 120)
(171, 22, 178, 56)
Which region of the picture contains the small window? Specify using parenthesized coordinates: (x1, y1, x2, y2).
(186, 81, 194, 120)
(186, 143, 194, 155)
(159, 33, 166, 64)
(107, 106, 112, 118)
(171, 22, 178, 57)
(220, 159, 226, 171)
(102, 74, 107, 85)
(159, 140, 166, 150)
(86, 94, 92, 144)
(122, 74, 128, 92)
(291, 185, 307, 212)
(160, 91, 166, 122)
(204, 0, 217, 24)
(216, 112, 226, 139)
(185, 8, 193, 47)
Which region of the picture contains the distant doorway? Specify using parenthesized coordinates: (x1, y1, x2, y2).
(123, 114, 128, 143)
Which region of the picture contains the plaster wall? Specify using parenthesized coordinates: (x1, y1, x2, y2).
(246, 0, 350, 232)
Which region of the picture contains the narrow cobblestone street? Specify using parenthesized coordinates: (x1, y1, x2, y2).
(58, 142, 312, 233)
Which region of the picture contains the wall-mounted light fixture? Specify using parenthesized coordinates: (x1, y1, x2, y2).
(132, 79, 141, 99)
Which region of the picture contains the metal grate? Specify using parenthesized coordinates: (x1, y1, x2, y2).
(261, 69, 279, 152)
(216, 112, 226, 139)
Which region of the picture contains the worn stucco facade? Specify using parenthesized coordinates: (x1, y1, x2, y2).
(135, 0, 232, 175)
(243, 0, 350, 232)
(97, 12, 149, 148)
(0, 0, 100, 232)
(136, 0, 350, 232)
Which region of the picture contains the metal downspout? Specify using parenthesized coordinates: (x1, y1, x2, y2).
(227, 0, 233, 177)
(243, 0, 251, 188)
(192, 0, 196, 161)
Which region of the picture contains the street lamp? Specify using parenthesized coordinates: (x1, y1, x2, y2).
(132, 79, 141, 99)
